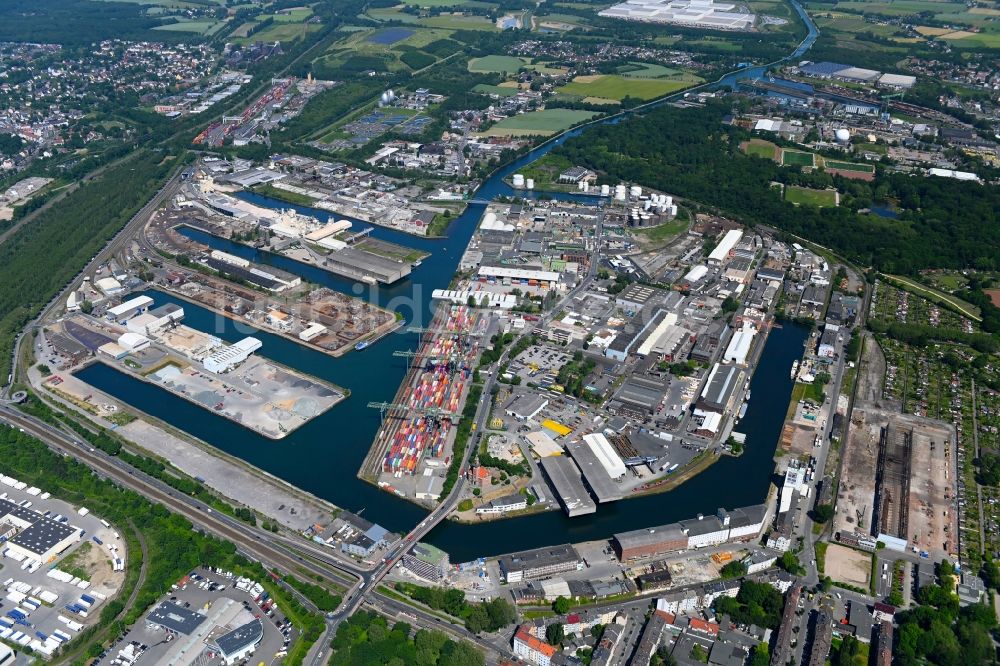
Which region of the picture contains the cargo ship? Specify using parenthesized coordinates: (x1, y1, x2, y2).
(355, 341, 369, 351)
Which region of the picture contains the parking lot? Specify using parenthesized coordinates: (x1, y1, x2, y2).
(112, 567, 294, 666)
(0, 479, 125, 657)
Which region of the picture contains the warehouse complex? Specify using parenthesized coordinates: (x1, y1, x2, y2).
(0, 497, 81, 562)
(612, 504, 771, 561)
(600, 0, 756, 29)
(498, 544, 583, 583)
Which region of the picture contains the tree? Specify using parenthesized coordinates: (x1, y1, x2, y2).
(720, 561, 748, 579)
(690, 643, 709, 663)
(811, 504, 835, 523)
(552, 596, 571, 614)
(80, 299, 93, 314)
(779, 551, 805, 576)
(546, 622, 564, 646)
(749, 642, 769, 666)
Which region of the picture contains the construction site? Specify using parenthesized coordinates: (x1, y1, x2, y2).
(360, 305, 491, 505)
(835, 338, 958, 560)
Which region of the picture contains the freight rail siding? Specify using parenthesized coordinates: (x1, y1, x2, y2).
(360, 305, 487, 491)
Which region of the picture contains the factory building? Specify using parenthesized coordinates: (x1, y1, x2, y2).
(707, 229, 744, 264)
(203, 337, 262, 373)
(696, 363, 743, 413)
(204, 253, 301, 292)
(95, 277, 124, 296)
(106, 295, 153, 323)
(117, 332, 150, 353)
(600, 0, 756, 30)
(539, 456, 597, 517)
(567, 440, 623, 504)
(498, 544, 583, 583)
(613, 523, 689, 561)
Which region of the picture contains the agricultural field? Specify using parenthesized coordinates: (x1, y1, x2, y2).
(617, 62, 683, 78)
(480, 109, 598, 136)
(823, 159, 874, 174)
(785, 186, 838, 207)
(556, 73, 699, 101)
(367, 7, 496, 30)
(468, 55, 526, 73)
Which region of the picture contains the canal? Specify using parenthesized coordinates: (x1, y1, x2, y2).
(75, 2, 821, 561)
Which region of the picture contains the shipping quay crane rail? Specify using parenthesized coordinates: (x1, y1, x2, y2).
(365, 401, 459, 423)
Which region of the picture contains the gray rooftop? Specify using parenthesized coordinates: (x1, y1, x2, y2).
(9, 519, 76, 556)
(614, 523, 688, 550)
(147, 601, 206, 635)
(566, 441, 623, 503)
(497, 544, 581, 574)
(216, 619, 263, 656)
(539, 456, 597, 516)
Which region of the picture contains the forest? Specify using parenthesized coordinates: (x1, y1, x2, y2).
(555, 101, 1000, 275)
(0, 150, 177, 383)
(329, 610, 484, 666)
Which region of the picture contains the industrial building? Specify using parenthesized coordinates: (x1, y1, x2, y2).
(476, 493, 529, 515)
(477, 266, 561, 291)
(497, 544, 583, 583)
(298, 322, 327, 342)
(600, 0, 755, 29)
(722, 324, 757, 365)
(566, 439, 624, 503)
(539, 456, 597, 517)
(696, 363, 743, 413)
(323, 246, 411, 285)
(107, 295, 153, 323)
(147, 601, 207, 635)
(614, 375, 669, 418)
(612, 504, 770, 560)
(401, 543, 450, 581)
(203, 336, 262, 373)
(215, 619, 264, 665)
(204, 251, 301, 292)
(126, 303, 185, 336)
(0, 498, 81, 562)
(707, 229, 744, 264)
(615, 283, 661, 314)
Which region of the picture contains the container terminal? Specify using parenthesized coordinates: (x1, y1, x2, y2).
(360, 304, 491, 504)
(55, 306, 344, 439)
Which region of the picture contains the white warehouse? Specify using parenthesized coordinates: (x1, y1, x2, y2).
(582, 433, 627, 479)
(203, 337, 262, 373)
(723, 324, 756, 365)
(707, 229, 744, 264)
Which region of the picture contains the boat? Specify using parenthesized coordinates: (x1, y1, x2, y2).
(355, 341, 369, 351)
(413, 260, 422, 267)
(790, 360, 799, 379)
(738, 402, 748, 419)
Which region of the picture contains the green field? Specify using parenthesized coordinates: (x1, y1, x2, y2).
(468, 55, 525, 73)
(482, 109, 598, 136)
(233, 21, 319, 43)
(617, 62, 683, 78)
(152, 19, 225, 34)
(743, 139, 778, 159)
(781, 149, 816, 167)
(472, 83, 518, 97)
(785, 186, 838, 207)
(557, 74, 697, 101)
(823, 159, 874, 173)
(271, 7, 313, 22)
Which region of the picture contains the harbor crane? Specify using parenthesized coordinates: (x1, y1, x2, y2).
(392, 348, 466, 371)
(366, 401, 457, 424)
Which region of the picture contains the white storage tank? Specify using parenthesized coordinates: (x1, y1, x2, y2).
(512, 174, 525, 188)
(600, 184, 610, 196)
(582, 182, 590, 193)
(578, 181, 586, 191)
(614, 184, 627, 200)
(526, 178, 534, 190)
(629, 185, 642, 198)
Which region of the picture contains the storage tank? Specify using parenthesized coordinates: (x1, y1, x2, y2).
(578, 181, 586, 191)
(643, 200, 651, 211)
(512, 174, 525, 188)
(582, 182, 590, 193)
(669, 204, 678, 216)
(614, 184, 627, 200)
(629, 185, 642, 198)
(600, 184, 610, 196)
(835, 128, 851, 143)
(526, 178, 534, 190)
